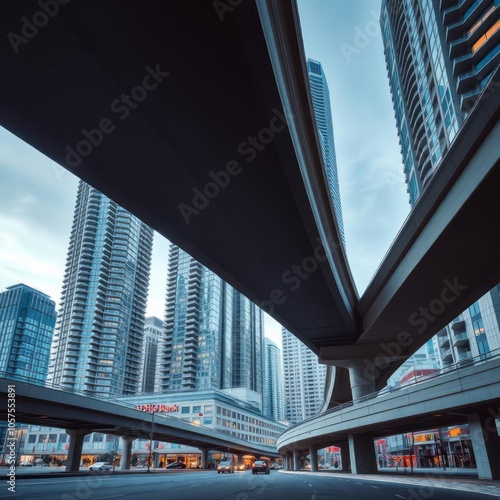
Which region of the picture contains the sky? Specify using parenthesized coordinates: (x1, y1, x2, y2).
(0, 0, 410, 348)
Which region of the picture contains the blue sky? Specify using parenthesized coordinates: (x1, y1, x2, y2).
(0, 1, 409, 347)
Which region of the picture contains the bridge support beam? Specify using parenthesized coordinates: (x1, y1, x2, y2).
(348, 433, 377, 474)
(293, 449, 301, 471)
(284, 452, 292, 470)
(120, 436, 135, 470)
(66, 428, 92, 472)
(348, 359, 376, 401)
(341, 444, 350, 471)
(309, 445, 318, 471)
(468, 410, 500, 480)
(199, 447, 209, 469)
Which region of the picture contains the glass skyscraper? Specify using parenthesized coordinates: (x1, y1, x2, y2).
(263, 338, 285, 421)
(381, 0, 500, 366)
(139, 316, 163, 393)
(157, 244, 264, 408)
(48, 180, 154, 396)
(282, 327, 326, 424)
(381, 0, 499, 205)
(307, 58, 346, 250)
(0, 283, 56, 383)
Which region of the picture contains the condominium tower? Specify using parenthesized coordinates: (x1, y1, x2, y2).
(48, 180, 154, 396)
(263, 338, 285, 421)
(157, 244, 264, 409)
(381, 0, 500, 367)
(307, 58, 346, 250)
(282, 328, 326, 424)
(381, 0, 499, 205)
(0, 283, 56, 383)
(139, 316, 163, 393)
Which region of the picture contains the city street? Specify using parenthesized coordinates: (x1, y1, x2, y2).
(1, 470, 498, 500)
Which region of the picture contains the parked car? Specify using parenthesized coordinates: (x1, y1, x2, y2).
(19, 461, 33, 467)
(217, 461, 234, 473)
(89, 462, 112, 471)
(165, 461, 186, 469)
(252, 460, 269, 474)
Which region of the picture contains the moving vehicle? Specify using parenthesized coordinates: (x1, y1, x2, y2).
(252, 460, 269, 474)
(165, 461, 186, 469)
(217, 461, 234, 473)
(89, 462, 112, 471)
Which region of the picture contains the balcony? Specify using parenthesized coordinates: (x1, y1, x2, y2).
(439, 335, 451, 347)
(451, 317, 466, 330)
(441, 348, 453, 361)
(456, 350, 473, 363)
(452, 331, 470, 346)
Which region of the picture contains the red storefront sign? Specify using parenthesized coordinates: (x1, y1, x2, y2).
(135, 404, 179, 413)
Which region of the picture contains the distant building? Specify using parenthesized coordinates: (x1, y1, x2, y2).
(139, 317, 163, 393)
(157, 244, 264, 410)
(47, 180, 154, 396)
(263, 338, 285, 421)
(282, 328, 326, 424)
(0, 283, 56, 382)
(307, 58, 346, 250)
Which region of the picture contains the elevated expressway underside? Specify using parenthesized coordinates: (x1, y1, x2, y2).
(0, 1, 499, 399)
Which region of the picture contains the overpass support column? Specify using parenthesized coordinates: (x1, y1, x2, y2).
(348, 359, 376, 401)
(233, 453, 241, 468)
(468, 411, 500, 479)
(348, 434, 377, 474)
(293, 450, 301, 471)
(199, 448, 209, 469)
(309, 445, 318, 472)
(66, 429, 92, 472)
(284, 452, 292, 470)
(120, 436, 135, 470)
(340, 445, 350, 471)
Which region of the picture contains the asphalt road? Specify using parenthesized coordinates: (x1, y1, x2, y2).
(0, 470, 494, 500)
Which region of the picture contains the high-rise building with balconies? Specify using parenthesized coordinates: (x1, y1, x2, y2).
(307, 58, 346, 250)
(0, 283, 56, 382)
(381, 0, 500, 368)
(381, 0, 499, 205)
(47, 180, 154, 396)
(156, 244, 264, 410)
(263, 338, 285, 421)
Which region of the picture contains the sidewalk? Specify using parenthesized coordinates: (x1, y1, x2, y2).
(285, 467, 500, 497)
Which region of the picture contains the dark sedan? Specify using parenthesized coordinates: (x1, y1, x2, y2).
(252, 460, 269, 474)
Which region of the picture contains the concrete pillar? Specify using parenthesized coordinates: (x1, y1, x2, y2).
(199, 448, 209, 469)
(66, 429, 92, 472)
(293, 449, 301, 471)
(348, 434, 377, 474)
(120, 436, 135, 470)
(468, 411, 500, 480)
(340, 444, 350, 471)
(233, 453, 240, 467)
(309, 445, 318, 472)
(348, 359, 375, 401)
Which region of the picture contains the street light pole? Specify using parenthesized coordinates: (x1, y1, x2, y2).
(147, 411, 155, 473)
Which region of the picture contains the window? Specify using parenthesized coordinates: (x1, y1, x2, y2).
(181, 406, 190, 414)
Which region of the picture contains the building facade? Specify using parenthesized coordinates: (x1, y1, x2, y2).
(381, 0, 500, 368)
(263, 338, 285, 421)
(381, 0, 499, 205)
(0, 283, 56, 382)
(139, 316, 163, 393)
(282, 328, 326, 424)
(307, 58, 346, 250)
(156, 245, 264, 410)
(47, 180, 154, 396)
